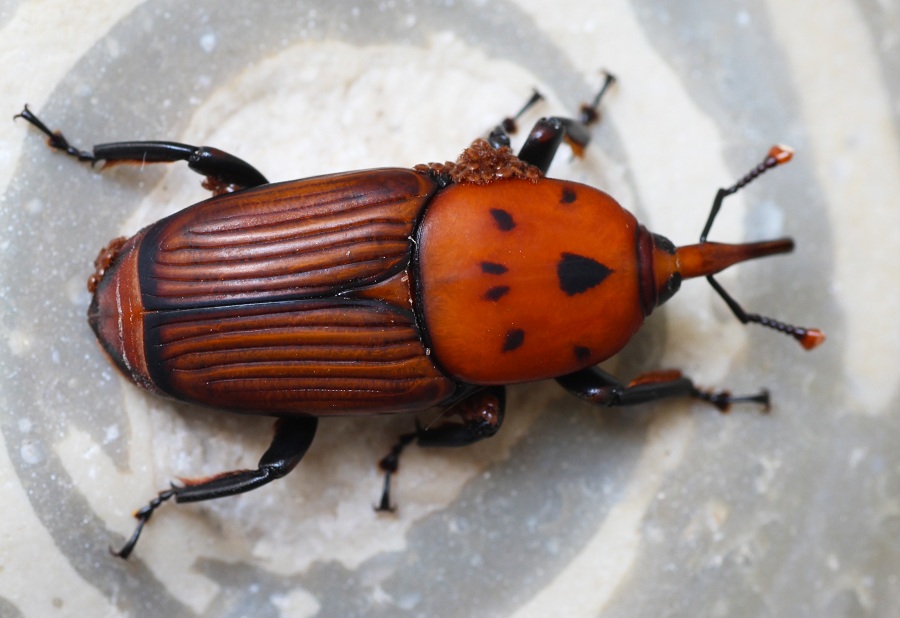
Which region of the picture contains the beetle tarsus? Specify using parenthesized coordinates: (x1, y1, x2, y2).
(490, 89, 545, 147)
(691, 387, 771, 413)
(110, 487, 177, 560)
(375, 431, 417, 512)
(15, 105, 97, 162)
(375, 478, 396, 513)
(558, 366, 772, 413)
(579, 70, 617, 126)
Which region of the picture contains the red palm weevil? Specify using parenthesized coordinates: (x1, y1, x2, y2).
(16, 73, 824, 559)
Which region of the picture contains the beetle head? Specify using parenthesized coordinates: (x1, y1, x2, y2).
(646, 234, 824, 350)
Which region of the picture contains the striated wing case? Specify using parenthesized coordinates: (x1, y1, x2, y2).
(127, 168, 457, 415)
(139, 168, 436, 309)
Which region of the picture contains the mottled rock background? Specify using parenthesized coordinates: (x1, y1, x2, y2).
(1, 1, 897, 616)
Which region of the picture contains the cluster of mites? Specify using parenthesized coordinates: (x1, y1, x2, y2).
(413, 138, 542, 185)
(88, 236, 127, 293)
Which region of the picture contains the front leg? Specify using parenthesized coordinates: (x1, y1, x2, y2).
(488, 71, 616, 173)
(557, 367, 770, 412)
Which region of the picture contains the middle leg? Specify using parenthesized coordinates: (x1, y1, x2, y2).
(375, 386, 506, 512)
(556, 366, 770, 412)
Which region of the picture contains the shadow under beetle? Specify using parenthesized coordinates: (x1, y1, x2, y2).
(16, 72, 824, 559)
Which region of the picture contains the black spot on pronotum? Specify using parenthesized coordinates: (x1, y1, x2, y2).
(561, 187, 577, 204)
(573, 345, 591, 362)
(490, 208, 515, 231)
(483, 286, 510, 302)
(502, 328, 524, 352)
(557, 253, 613, 296)
(480, 261, 508, 275)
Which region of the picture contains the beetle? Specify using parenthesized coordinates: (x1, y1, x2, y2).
(17, 73, 823, 559)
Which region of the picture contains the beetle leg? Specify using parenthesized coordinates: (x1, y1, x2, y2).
(509, 71, 616, 173)
(110, 416, 317, 559)
(15, 105, 268, 194)
(556, 367, 770, 412)
(576, 70, 617, 127)
(375, 386, 505, 512)
(513, 117, 581, 173)
(488, 89, 544, 149)
(374, 429, 417, 512)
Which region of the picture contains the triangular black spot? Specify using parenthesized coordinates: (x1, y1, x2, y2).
(557, 253, 613, 296)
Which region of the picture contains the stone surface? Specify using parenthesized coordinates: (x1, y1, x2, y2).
(0, 1, 897, 616)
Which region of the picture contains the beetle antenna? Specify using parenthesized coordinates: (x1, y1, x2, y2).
(700, 145, 793, 242)
(706, 275, 824, 350)
(698, 145, 824, 350)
